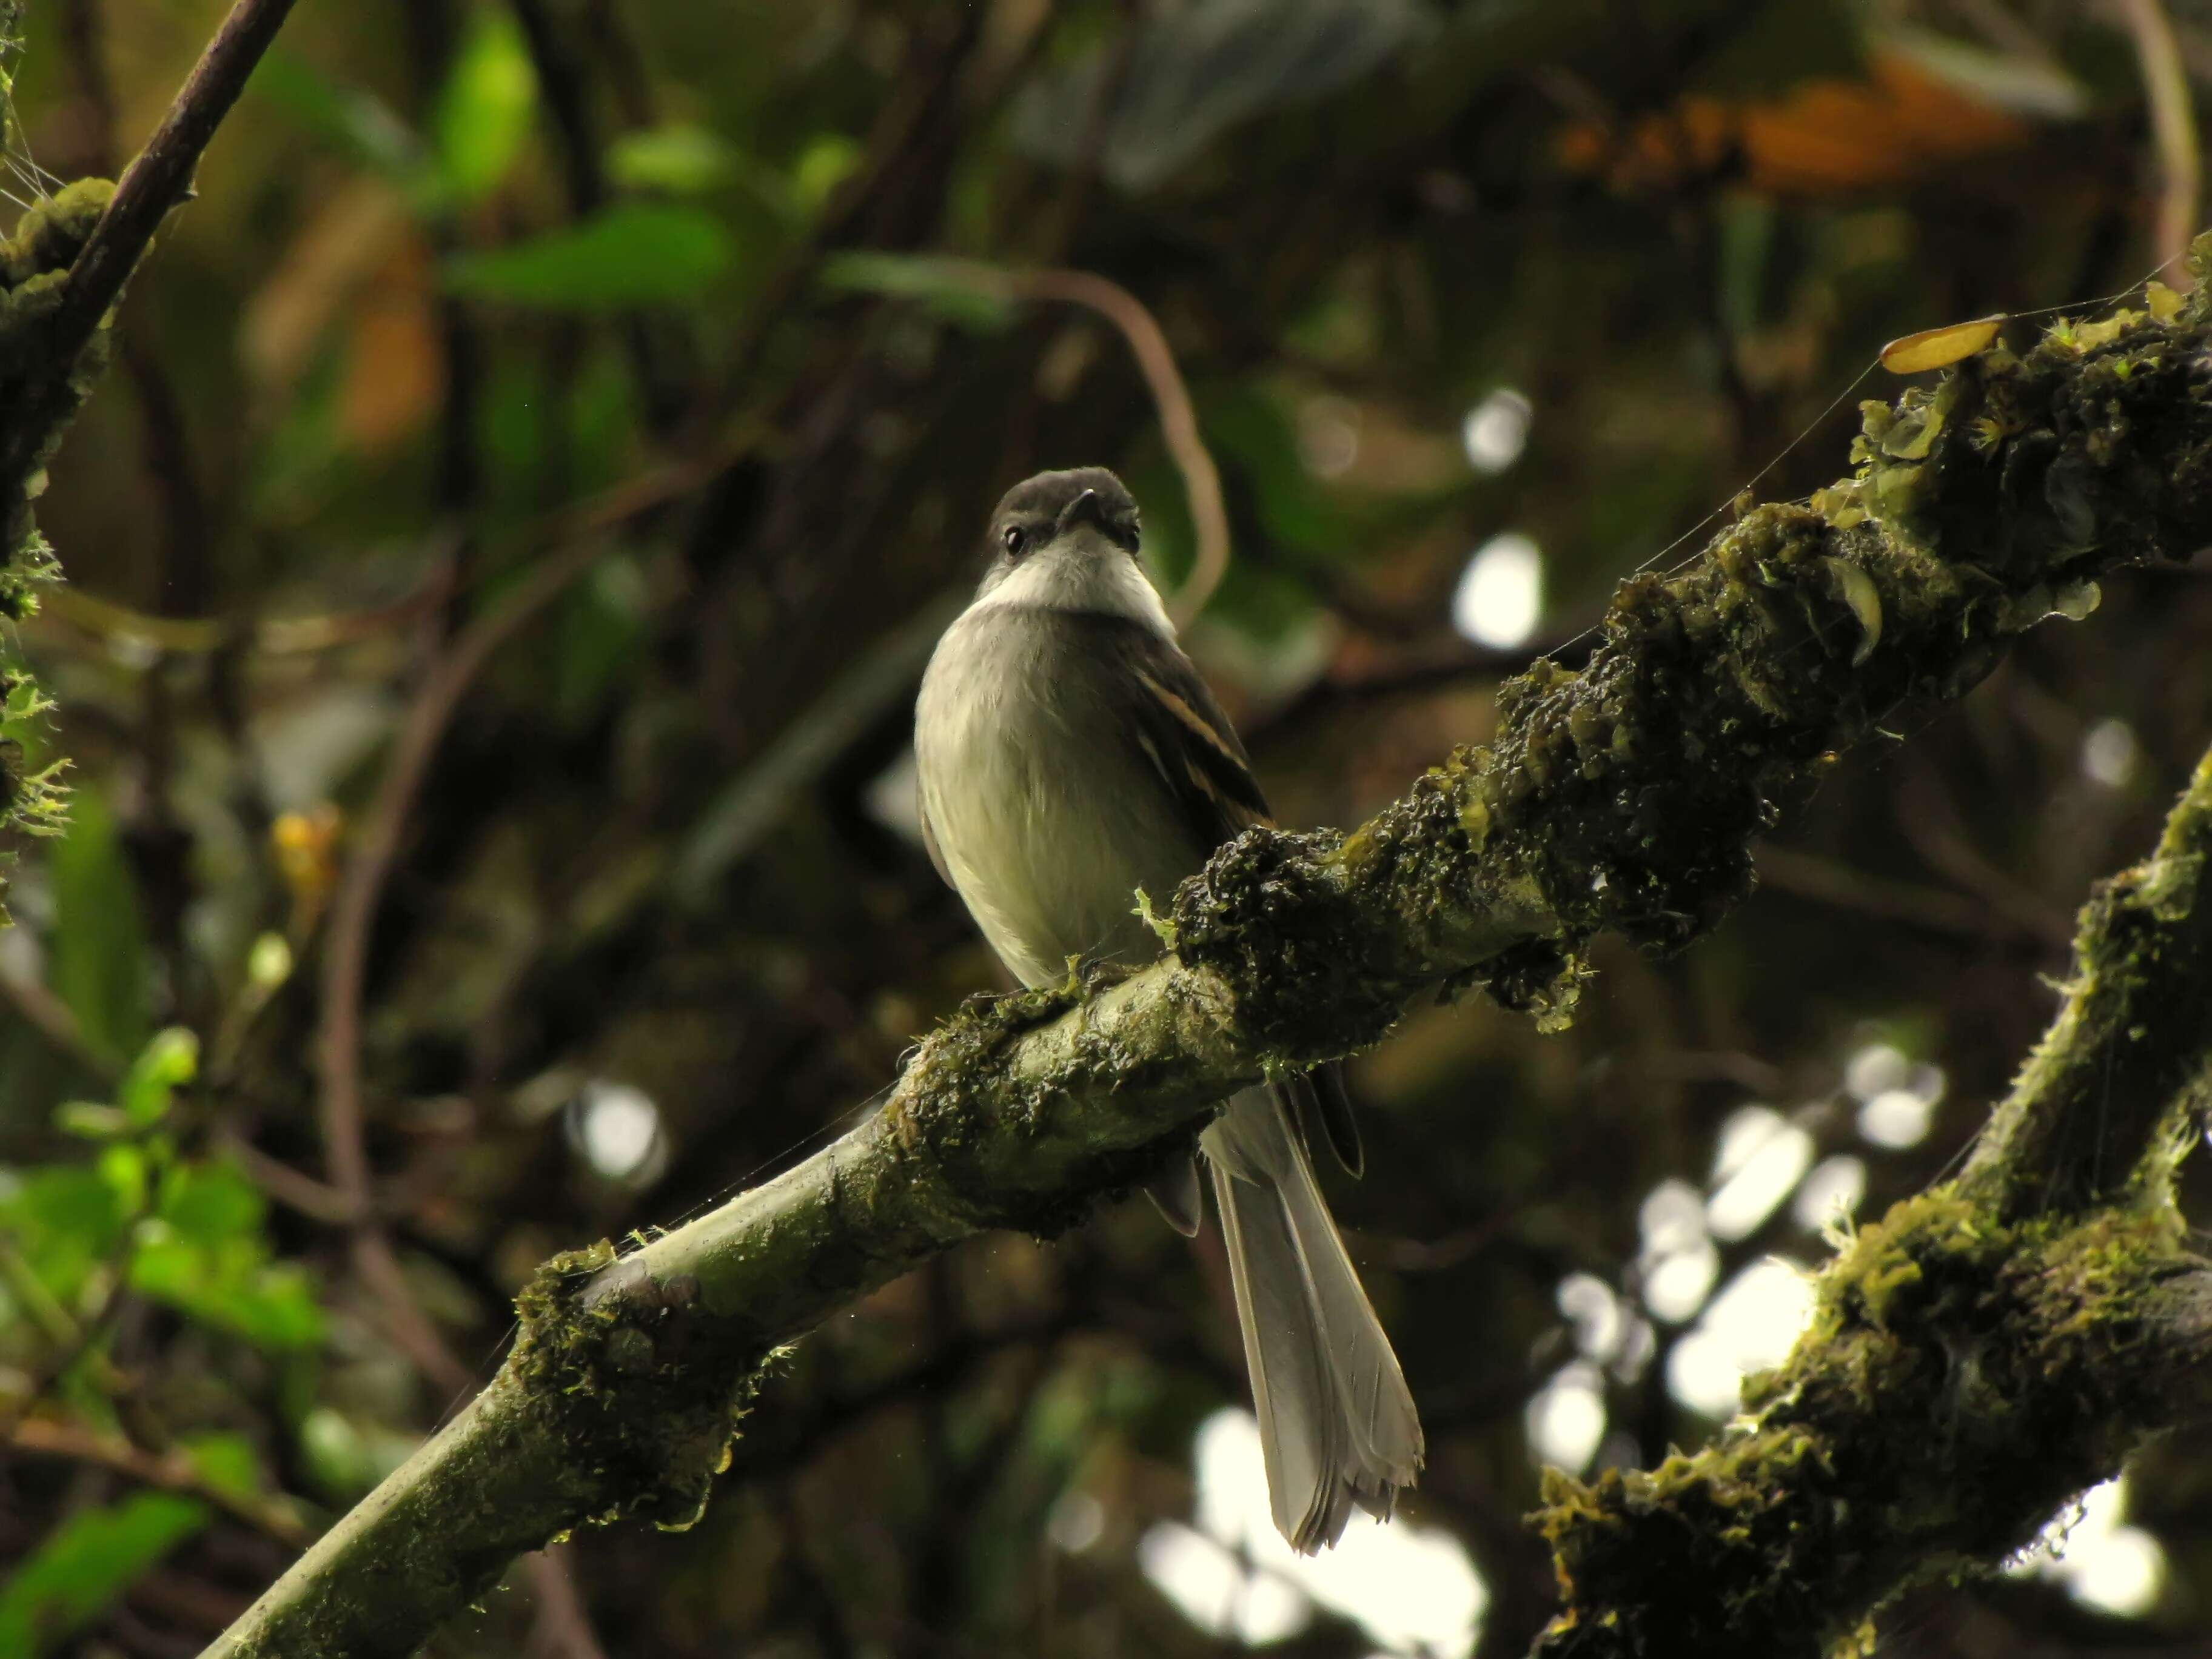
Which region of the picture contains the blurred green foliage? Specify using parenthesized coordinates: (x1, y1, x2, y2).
(0, 1490, 209, 1655)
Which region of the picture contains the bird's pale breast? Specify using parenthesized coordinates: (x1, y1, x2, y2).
(915, 607, 1202, 988)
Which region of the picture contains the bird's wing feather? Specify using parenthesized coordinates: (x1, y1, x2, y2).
(1064, 612, 1364, 1175)
(1064, 611, 1273, 851)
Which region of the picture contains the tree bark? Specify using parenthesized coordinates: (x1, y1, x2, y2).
(1532, 742, 2212, 1658)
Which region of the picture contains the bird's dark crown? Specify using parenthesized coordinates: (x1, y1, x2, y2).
(987, 467, 1141, 557)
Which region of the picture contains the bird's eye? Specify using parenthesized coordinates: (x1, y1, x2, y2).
(1002, 525, 1026, 554)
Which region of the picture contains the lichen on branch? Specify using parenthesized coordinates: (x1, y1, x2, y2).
(0, 178, 122, 902)
(1174, 248, 2212, 1059)
(1530, 743, 2212, 1659)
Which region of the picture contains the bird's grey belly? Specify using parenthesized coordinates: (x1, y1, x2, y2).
(916, 619, 1201, 989)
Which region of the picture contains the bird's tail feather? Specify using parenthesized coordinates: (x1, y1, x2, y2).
(1204, 1089, 1423, 1553)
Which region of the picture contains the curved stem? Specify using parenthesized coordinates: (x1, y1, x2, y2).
(1007, 267, 1233, 628)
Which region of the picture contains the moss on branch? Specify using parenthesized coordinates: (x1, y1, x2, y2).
(0, 179, 123, 900)
(1530, 742, 2212, 1658)
(1174, 247, 2212, 1057)
(211, 249, 2212, 1658)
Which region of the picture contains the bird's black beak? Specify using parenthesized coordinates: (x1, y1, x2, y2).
(1056, 488, 1140, 551)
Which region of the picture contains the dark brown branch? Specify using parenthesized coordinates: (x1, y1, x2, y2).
(0, 0, 303, 489)
(5, 1416, 312, 1547)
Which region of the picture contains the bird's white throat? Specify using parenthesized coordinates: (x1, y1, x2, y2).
(968, 528, 1176, 637)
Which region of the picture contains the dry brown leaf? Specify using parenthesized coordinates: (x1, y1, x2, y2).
(1558, 49, 2033, 197)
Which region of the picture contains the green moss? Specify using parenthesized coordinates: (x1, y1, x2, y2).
(508, 1240, 776, 1534)
(0, 178, 123, 916)
(888, 966, 1222, 1241)
(1533, 1187, 2193, 1658)
(1164, 250, 2212, 1091)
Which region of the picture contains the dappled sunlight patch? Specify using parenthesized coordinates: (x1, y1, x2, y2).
(1139, 1409, 1486, 1655)
(1666, 1259, 1817, 1420)
(2013, 1477, 2167, 1620)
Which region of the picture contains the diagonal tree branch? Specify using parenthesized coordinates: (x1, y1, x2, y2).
(1532, 742, 2212, 1658)
(211, 254, 2212, 1657)
(0, 0, 302, 494)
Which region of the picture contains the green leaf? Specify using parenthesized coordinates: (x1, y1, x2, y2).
(179, 1432, 263, 1503)
(1884, 23, 2090, 119)
(129, 1217, 325, 1352)
(819, 252, 1015, 332)
(434, 4, 538, 207)
(791, 133, 862, 212)
(98, 1141, 149, 1216)
(444, 203, 736, 310)
(250, 51, 426, 183)
(606, 124, 739, 195)
(119, 1027, 198, 1128)
(155, 1160, 264, 1242)
(53, 1100, 127, 1139)
(126, 1159, 325, 1353)
(45, 783, 151, 1068)
(1716, 193, 1775, 340)
(0, 1490, 207, 1656)
(300, 1406, 421, 1501)
(0, 1164, 127, 1315)
(555, 555, 648, 722)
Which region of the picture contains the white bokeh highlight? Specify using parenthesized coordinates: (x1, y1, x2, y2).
(1705, 1107, 1814, 1242)
(568, 1080, 664, 1184)
(1639, 1178, 1720, 1323)
(1791, 1155, 1866, 1232)
(1461, 388, 1532, 474)
(2014, 1477, 2167, 1620)
(1451, 533, 1543, 649)
(1527, 1361, 1608, 1473)
(1141, 1409, 1487, 1657)
(2081, 718, 2139, 789)
(1666, 1259, 1817, 1419)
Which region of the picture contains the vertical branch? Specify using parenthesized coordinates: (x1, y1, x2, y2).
(2119, 0, 2202, 280)
(59, 0, 117, 172)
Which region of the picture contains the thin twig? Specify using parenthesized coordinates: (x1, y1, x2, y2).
(59, 0, 118, 173)
(1000, 267, 1232, 627)
(2117, 0, 2201, 281)
(6, 1415, 312, 1547)
(313, 456, 725, 1389)
(523, 1546, 610, 1659)
(1896, 760, 2078, 948)
(0, 1232, 81, 1349)
(33, 561, 454, 657)
(0, 1226, 133, 1434)
(506, 0, 606, 215)
(1754, 843, 2049, 944)
(0, 965, 116, 1076)
(217, 1131, 361, 1226)
(0, 0, 304, 487)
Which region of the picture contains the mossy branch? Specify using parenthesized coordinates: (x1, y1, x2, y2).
(211, 249, 2212, 1657)
(1532, 745, 2212, 1659)
(0, 0, 304, 903)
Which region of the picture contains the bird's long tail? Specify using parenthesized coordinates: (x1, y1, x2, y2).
(1203, 1088, 1424, 1553)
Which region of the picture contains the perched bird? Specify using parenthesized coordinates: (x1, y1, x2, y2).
(914, 466, 1423, 1551)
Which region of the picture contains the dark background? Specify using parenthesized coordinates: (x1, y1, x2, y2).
(4, 1, 2212, 1654)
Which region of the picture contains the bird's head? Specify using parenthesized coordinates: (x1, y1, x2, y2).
(972, 467, 1168, 632)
